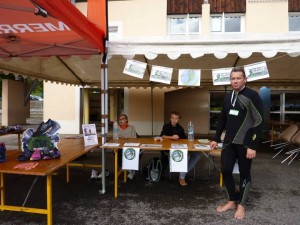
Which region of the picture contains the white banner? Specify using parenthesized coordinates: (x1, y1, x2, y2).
(178, 69, 201, 86)
(150, 65, 173, 84)
(82, 124, 98, 146)
(169, 148, 188, 172)
(123, 60, 147, 79)
(122, 147, 140, 170)
(212, 68, 232, 86)
(244, 61, 269, 82)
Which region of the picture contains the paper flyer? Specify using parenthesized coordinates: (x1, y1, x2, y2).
(122, 147, 140, 170)
(123, 59, 147, 79)
(244, 61, 269, 82)
(150, 65, 173, 84)
(178, 69, 201, 86)
(169, 148, 188, 172)
(82, 124, 98, 146)
(212, 68, 232, 86)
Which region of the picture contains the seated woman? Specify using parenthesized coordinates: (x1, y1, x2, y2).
(117, 113, 137, 179)
(160, 111, 201, 186)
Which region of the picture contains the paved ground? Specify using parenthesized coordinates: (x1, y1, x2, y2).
(0, 133, 299, 225)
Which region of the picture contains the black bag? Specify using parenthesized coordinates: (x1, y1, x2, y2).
(146, 157, 162, 182)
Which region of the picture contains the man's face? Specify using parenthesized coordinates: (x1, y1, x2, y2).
(170, 114, 180, 127)
(118, 115, 127, 126)
(230, 71, 247, 92)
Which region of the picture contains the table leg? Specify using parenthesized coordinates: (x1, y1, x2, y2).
(271, 125, 274, 146)
(46, 175, 52, 225)
(18, 134, 21, 151)
(0, 173, 4, 209)
(100, 147, 106, 194)
(114, 149, 118, 198)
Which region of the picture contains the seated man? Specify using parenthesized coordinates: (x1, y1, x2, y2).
(160, 111, 201, 186)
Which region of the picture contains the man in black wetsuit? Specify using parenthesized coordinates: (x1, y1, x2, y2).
(210, 67, 263, 220)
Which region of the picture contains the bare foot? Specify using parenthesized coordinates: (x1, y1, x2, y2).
(234, 204, 245, 220)
(179, 178, 188, 186)
(216, 201, 236, 212)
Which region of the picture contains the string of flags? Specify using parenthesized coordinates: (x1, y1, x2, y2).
(123, 59, 269, 86)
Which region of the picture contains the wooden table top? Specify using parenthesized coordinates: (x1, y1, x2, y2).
(0, 129, 24, 136)
(0, 138, 99, 176)
(102, 138, 213, 152)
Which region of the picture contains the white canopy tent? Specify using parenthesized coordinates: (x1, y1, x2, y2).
(106, 33, 300, 87)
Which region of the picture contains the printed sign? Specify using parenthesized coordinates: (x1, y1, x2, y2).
(178, 69, 201, 86)
(122, 147, 140, 170)
(244, 61, 269, 82)
(212, 68, 232, 86)
(150, 65, 173, 84)
(169, 148, 188, 172)
(123, 60, 147, 79)
(82, 124, 98, 146)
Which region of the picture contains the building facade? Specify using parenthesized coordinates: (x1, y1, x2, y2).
(44, 0, 300, 135)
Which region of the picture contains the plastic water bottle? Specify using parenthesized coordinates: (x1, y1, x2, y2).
(188, 121, 194, 141)
(113, 120, 119, 140)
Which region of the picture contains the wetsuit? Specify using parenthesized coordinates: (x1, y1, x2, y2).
(213, 87, 263, 205)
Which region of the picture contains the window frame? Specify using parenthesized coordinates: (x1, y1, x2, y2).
(167, 14, 201, 35)
(210, 13, 245, 33)
(289, 12, 300, 32)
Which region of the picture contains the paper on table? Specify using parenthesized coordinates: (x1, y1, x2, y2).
(171, 143, 188, 149)
(194, 144, 211, 150)
(103, 143, 120, 147)
(124, 142, 140, 147)
(198, 139, 210, 143)
(140, 144, 162, 148)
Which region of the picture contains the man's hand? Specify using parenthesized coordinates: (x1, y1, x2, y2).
(246, 148, 256, 159)
(171, 134, 179, 140)
(210, 141, 217, 149)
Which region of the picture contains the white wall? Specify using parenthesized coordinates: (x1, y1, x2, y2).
(44, 82, 81, 134)
(246, 1, 288, 33)
(124, 87, 176, 136)
(108, 0, 167, 37)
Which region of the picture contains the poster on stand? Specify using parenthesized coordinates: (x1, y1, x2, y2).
(82, 124, 98, 146)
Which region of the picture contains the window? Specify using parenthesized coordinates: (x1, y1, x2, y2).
(209, 91, 226, 130)
(270, 92, 300, 122)
(289, 14, 300, 32)
(211, 14, 244, 33)
(168, 15, 200, 35)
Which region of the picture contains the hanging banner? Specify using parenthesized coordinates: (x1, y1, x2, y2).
(122, 147, 140, 170)
(244, 61, 269, 82)
(123, 60, 147, 79)
(169, 148, 188, 172)
(212, 68, 232, 86)
(150, 65, 173, 84)
(178, 69, 201, 86)
(82, 124, 98, 146)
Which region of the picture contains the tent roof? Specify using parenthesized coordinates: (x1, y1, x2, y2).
(105, 34, 300, 87)
(0, 0, 106, 86)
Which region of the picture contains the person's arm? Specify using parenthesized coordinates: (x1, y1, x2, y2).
(246, 91, 264, 150)
(160, 124, 178, 140)
(213, 99, 227, 143)
(131, 126, 137, 138)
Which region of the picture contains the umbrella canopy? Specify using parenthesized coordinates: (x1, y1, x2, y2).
(0, 0, 105, 85)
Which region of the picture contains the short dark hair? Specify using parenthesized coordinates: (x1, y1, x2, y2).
(230, 66, 246, 78)
(170, 111, 181, 119)
(119, 114, 128, 121)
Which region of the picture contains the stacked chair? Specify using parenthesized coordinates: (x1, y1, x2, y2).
(270, 123, 299, 159)
(281, 128, 300, 165)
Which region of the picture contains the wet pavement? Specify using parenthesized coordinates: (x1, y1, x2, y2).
(0, 133, 299, 225)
